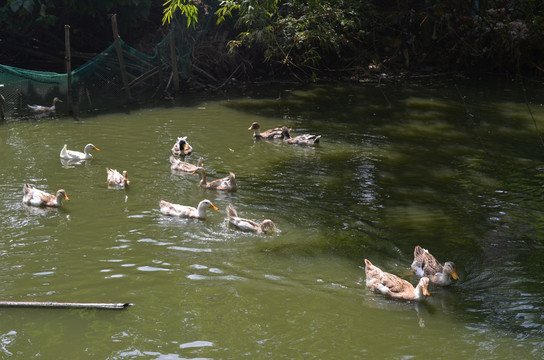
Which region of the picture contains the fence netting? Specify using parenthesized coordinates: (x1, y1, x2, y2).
(0, 14, 208, 118)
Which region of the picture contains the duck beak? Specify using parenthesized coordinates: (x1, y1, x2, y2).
(451, 268, 459, 280)
(93, 146, 100, 151)
(422, 285, 430, 296)
(209, 204, 218, 211)
(183, 144, 189, 150)
(64, 194, 70, 201)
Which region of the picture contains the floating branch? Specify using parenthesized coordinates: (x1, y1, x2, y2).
(0, 301, 133, 310)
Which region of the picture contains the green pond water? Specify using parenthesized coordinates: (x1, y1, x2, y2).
(1, 79, 544, 359)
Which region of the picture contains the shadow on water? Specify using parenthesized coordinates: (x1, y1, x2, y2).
(226, 79, 544, 340)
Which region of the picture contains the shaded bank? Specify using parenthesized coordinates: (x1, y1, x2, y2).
(0, 0, 543, 87)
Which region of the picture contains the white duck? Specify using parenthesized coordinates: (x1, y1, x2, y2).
(60, 143, 100, 160)
(171, 136, 193, 156)
(106, 168, 130, 188)
(159, 199, 218, 219)
(170, 155, 204, 173)
(27, 97, 62, 114)
(364, 259, 430, 301)
(411, 245, 459, 286)
(23, 184, 69, 207)
(226, 204, 276, 234)
(192, 167, 237, 191)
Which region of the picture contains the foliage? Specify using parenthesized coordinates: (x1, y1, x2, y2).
(1, 0, 544, 80)
(162, 0, 199, 28)
(215, 0, 369, 78)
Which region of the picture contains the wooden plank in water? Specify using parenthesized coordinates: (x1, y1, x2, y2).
(0, 301, 132, 310)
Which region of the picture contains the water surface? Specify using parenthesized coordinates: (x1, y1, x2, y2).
(1, 79, 544, 358)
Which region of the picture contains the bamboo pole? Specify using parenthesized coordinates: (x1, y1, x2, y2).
(169, 25, 180, 94)
(157, 47, 164, 89)
(64, 25, 73, 115)
(111, 14, 132, 102)
(0, 301, 132, 310)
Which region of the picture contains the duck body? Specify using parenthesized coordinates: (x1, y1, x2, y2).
(281, 126, 321, 145)
(60, 143, 100, 160)
(226, 204, 276, 234)
(159, 199, 218, 219)
(170, 155, 204, 173)
(23, 184, 69, 207)
(193, 167, 237, 191)
(27, 97, 62, 114)
(411, 245, 459, 286)
(106, 168, 130, 188)
(248, 122, 289, 139)
(171, 136, 193, 156)
(364, 259, 430, 301)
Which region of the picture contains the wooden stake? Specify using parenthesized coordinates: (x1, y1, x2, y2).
(0, 301, 132, 310)
(0, 84, 4, 120)
(64, 25, 73, 115)
(111, 14, 132, 102)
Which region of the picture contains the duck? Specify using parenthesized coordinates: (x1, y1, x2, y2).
(106, 168, 130, 188)
(171, 136, 193, 156)
(281, 126, 321, 145)
(23, 184, 69, 207)
(27, 97, 62, 114)
(226, 204, 276, 234)
(411, 245, 459, 286)
(248, 122, 289, 139)
(364, 259, 430, 301)
(60, 143, 100, 160)
(159, 198, 218, 219)
(170, 155, 204, 173)
(192, 167, 237, 191)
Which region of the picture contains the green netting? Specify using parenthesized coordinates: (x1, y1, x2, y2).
(0, 14, 208, 118)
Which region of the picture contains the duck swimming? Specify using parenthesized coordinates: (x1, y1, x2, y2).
(281, 126, 321, 145)
(364, 259, 430, 301)
(27, 97, 62, 114)
(106, 168, 130, 188)
(411, 245, 459, 286)
(248, 122, 289, 139)
(60, 144, 100, 160)
(170, 155, 204, 173)
(23, 184, 69, 207)
(226, 204, 276, 234)
(192, 167, 237, 191)
(159, 198, 218, 219)
(171, 136, 193, 156)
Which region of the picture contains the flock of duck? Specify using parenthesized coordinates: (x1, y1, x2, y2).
(20, 112, 457, 303)
(21, 121, 321, 235)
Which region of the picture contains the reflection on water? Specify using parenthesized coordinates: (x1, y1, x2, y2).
(1, 79, 544, 358)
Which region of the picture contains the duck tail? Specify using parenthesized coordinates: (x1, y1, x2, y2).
(227, 203, 237, 218)
(414, 245, 424, 257)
